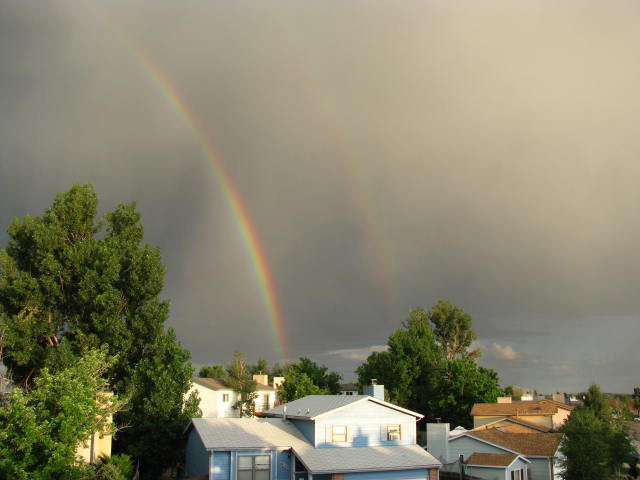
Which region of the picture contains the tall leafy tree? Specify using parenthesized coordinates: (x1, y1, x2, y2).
(357, 303, 500, 425)
(560, 404, 634, 480)
(0, 184, 197, 478)
(357, 308, 442, 413)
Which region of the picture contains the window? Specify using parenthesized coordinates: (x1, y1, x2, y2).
(331, 425, 347, 442)
(222, 393, 230, 402)
(387, 424, 401, 441)
(238, 455, 270, 480)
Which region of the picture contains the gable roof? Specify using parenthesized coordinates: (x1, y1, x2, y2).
(465, 429, 563, 457)
(470, 417, 551, 433)
(263, 395, 423, 420)
(188, 417, 440, 474)
(471, 401, 558, 417)
(465, 453, 523, 467)
(537, 399, 575, 412)
(192, 377, 276, 392)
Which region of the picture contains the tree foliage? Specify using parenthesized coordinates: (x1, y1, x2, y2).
(276, 357, 341, 402)
(227, 350, 257, 417)
(199, 364, 226, 379)
(0, 185, 197, 478)
(0, 349, 124, 480)
(560, 383, 634, 480)
(428, 300, 480, 360)
(356, 302, 500, 427)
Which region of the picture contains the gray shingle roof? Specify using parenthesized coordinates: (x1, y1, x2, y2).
(263, 395, 422, 420)
(294, 444, 440, 473)
(190, 418, 310, 449)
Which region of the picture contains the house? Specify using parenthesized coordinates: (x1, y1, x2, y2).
(191, 375, 281, 418)
(471, 398, 573, 430)
(427, 423, 563, 480)
(184, 386, 441, 480)
(338, 382, 359, 396)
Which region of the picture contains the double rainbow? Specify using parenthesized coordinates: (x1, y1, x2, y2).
(116, 32, 289, 362)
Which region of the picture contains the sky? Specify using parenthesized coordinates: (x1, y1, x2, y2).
(1, 0, 639, 394)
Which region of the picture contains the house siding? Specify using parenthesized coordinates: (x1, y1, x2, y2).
(527, 457, 551, 480)
(315, 401, 416, 448)
(213, 452, 231, 480)
(291, 419, 316, 444)
(447, 436, 506, 463)
(184, 430, 210, 479)
(276, 449, 292, 480)
(344, 469, 429, 480)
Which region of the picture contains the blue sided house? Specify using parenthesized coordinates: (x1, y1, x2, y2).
(183, 387, 441, 480)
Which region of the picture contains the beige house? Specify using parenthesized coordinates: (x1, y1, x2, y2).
(471, 398, 573, 430)
(76, 392, 114, 463)
(190, 375, 282, 418)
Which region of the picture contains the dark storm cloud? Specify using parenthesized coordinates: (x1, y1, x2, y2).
(2, 0, 640, 392)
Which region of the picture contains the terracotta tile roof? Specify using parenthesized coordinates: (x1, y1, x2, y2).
(465, 453, 518, 467)
(471, 401, 558, 417)
(468, 429, 563, 456)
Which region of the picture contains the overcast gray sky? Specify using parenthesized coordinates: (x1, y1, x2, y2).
(2, 0, 639, 393)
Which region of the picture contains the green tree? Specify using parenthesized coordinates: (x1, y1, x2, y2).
(292, 357, 342, 394)
(277, 369, 327, 402)
(227, 351, 257, 417)
(428, 300, 480, 360)
(0, 185, 197, 478)
(0, 349, 125, 480)
(199, 364, 226, 379)
(583, 383, 610, 422)
(433, 360, 502, 428)
(560, 383, 634, 480)
(116, 329, 200, 480)
(249, 358, 269, 375)
(356, 303, 501, 425)
(357, 308, 442, 413)
(633, 386, 640, 417)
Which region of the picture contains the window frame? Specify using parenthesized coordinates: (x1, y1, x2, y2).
(237, 454, 271, 480)
(387, 424, 401, 441)
(222, 393, 230, 402)
(331, 425, 348, 443)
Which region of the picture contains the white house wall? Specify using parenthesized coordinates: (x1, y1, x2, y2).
(314, 400, 417, 448)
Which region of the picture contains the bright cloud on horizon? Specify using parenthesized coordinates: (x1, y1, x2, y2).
(489, 343, 520, 361)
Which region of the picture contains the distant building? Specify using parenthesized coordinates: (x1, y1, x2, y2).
(471, 398, 574, 430)
(190, 375, 278, 418)
(338, 382, 359, 396)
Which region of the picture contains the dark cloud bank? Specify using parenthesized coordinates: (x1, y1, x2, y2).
(1, 0, 639, 392)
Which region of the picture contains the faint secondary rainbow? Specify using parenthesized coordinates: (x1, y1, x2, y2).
(109, 24, 289, 361)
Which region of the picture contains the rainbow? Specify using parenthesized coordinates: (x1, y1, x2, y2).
(106, 23, 289, 361)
